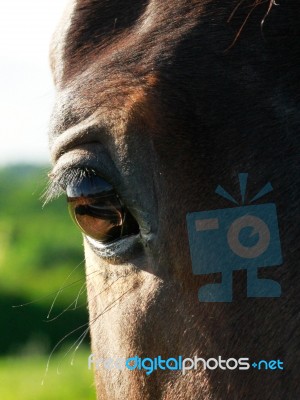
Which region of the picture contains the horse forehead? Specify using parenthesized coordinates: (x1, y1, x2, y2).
(49, 0, 211, 146)
(50, 0, 206, 87)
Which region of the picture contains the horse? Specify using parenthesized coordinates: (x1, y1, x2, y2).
(47, 0, 300, 398)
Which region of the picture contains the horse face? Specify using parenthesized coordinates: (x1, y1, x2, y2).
(48, 1, 299, 399)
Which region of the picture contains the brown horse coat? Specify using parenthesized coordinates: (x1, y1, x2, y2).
(48, 1, 300, 398)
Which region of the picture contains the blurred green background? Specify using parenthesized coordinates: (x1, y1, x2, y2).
(0, 165, 95, 399)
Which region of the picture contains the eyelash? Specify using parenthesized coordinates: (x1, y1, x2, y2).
(43, 166, 99, 204)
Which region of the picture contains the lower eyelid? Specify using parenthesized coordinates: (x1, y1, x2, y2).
(85, 234, 141, 259)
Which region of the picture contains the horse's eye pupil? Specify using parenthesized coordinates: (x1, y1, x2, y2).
(66, 175, 125, 243)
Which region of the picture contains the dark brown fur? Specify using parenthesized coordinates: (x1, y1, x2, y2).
(49, 1, 300, 399)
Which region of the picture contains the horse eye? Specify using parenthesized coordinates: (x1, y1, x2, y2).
(66, 175, 139, 243)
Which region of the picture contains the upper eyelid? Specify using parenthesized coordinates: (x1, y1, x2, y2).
(51, 145, 118, 183)
(50, 117, 107, 164)
(44, 166, 106, 204)
(43, 147, 122, 204)
(49, 166, 97, 190)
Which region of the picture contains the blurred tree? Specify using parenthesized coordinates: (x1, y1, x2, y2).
(0, 165, 89, 355)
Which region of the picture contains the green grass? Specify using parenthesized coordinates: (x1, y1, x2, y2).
(0, 165, 89, 352)
(0, 347, 96, 400)
(0, 165, 94, 397)
(0, 164, 85, 306)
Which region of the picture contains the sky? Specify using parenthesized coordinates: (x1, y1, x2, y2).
(0, 0, 69, 165)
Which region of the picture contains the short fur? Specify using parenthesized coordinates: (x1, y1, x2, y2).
(49, 1, 300, 399)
